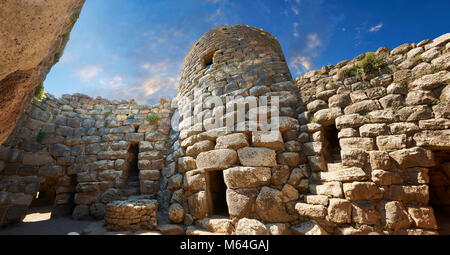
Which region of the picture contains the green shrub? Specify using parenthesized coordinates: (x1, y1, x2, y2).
(309, 117, 317, 124)
(147, 114, 161, 124)
(337, 52, 383, 81)
(34, 82, 45, 101)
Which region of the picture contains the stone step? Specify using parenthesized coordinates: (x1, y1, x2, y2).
(195, 216, 234, 235)
(326, 162, 344, 172)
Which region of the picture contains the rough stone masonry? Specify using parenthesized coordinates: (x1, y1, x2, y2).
(0, 25, 449, 235)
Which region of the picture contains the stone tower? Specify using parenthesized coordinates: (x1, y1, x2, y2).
(171, 25, 303, 229)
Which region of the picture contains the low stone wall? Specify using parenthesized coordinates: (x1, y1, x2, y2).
(0, 93, 173, 226)
(105, 196, 158, 231)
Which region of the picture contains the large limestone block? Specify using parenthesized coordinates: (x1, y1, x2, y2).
(235, 218, 269, 235)
(309, 182, 343, 198)
(226, 188, 258, 218)
(386, 185, 429, 205)
(295, 203, 327, 219)
(319, 167, 368, 182)
(291, 220, 328, 235)
(187, 191, 208, 219)
(196, 149, 238, 170)
(237, 147, 276, 167)
(389, 147, 435, 168)
(252, 131, 284, 151)
(327, 198, 352, 224)
(384, 201, 412, 230)
(223, 166, 271, 189)
(413, 130, 450, 150)
(343, 182, 383, 201)
(255, 187, 295, 222)
(215, 133, 249, 150)
(407, 206, 438, 229)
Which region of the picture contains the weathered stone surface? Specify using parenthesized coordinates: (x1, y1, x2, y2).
(266, 223, 291, 235)
(186, 140, 215, 157)
(386, 185, 429, 205)
(352, 201, 381, 225)
(196, 149, 238, 170)
(405, 90, 436, 105)
(341, 149, 368, 168)
(226, 188, 258, 218)
(313, 107, 343, 125)
(344, 100, 379, 115)
(255, 187, 294, 222)
(215, 133, 249, 150)
(295, 203, 327, 219)
(343, 182, 383, 201)
(235, 218, 269, 235)
(178, 157, 197, 173)
(407, 206, 438, 229)
(159, 224, 185, 235)
(371, 170, 403, 186)
(376, 135, 407, 151)
(187, 191, 208, 219)
(237, 147, 276, 167)
(0, 0, 86, 144)
(327, 198, 352, 224)
(384, 201, 412, 230)
(310, 182, 343, 198)
(389, 147, 435, 168)
(223, 166, 271, 189)
(319, 167, 368, 182)
(413, 130, 450, 149)
(410, 71, 450, 90)
(252, 131, 284, 151)
(339, 137, 374, 151)
(197, 218, 234, 234)
(305, 195, 329, 206)
(168, 203, 184, 224)
(291, 220, 328, 235)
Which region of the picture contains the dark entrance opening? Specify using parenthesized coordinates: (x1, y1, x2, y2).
(206, 170, 228, 216)
(429, 151, 450, 234)
(323, 124, 341, 163)
(125, 143, 140, 195)
(202, 50, 216, 69)
(30, 182, 56, 209)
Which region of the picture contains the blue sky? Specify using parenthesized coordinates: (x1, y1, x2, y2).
(44, 0, 450, 104)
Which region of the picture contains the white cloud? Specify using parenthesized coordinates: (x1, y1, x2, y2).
(291, 6, 299, 15)
(307, 33, 321, 48)
(293, 22, 300, 38)
(76, 65, 103, 82)
(369, 23, 383, 32)
(290, 55, 311, 71)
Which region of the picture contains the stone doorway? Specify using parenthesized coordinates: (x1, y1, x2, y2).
(125, 143, 140, 196)
(429, 151, 450, 234)
(323, 124, 341, 162)
(205, 170, 229, 216)
(26, 179, 57, 222)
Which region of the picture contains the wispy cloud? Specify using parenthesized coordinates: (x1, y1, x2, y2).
(291, 6, 299, 15)
(307, 33, 321, 48)
(369, 23, 383, 32)
(76, 65, 103, 82)
(290, 55, 311, 71)
(293, 22, 300, 37)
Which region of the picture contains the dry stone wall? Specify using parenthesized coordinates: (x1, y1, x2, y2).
(0, 93, 172, 226)
(0, 24, 449, 235)
(294, 33, 450, 235)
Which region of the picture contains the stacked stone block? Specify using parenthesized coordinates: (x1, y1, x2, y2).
(293, 33, 450, 235)
(105, 196, 158, 230)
